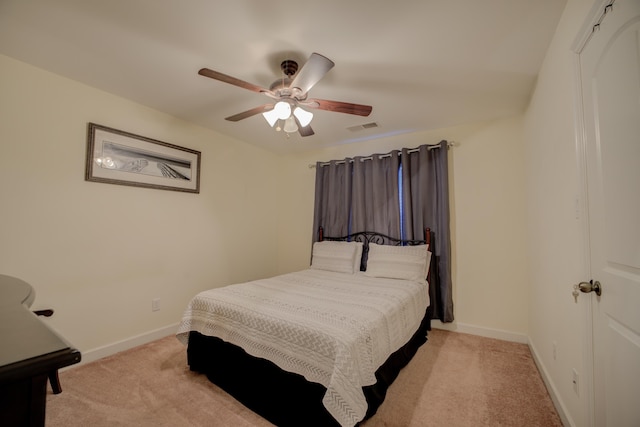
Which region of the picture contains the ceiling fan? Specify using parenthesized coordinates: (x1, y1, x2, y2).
(198, 52, 372, 137)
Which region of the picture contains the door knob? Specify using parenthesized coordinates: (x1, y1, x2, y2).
(578, 280, 602, 296)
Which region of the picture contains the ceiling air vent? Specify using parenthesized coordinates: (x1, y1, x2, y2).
(347, 122, 378, 132)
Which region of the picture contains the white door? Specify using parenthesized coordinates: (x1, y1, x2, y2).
(578, 0, 640, 425)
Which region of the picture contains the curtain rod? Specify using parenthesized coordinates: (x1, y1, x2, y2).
(308, 141, 456, 169)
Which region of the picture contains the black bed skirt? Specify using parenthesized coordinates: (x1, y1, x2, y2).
(187, 314, 430, 427)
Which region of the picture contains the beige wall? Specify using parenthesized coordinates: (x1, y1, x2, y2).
(0, 54, 281, 355)
(523, 0, 595, 425)
(278, 116, 530, 339)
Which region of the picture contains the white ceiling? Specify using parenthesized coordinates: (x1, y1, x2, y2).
(0, 0, 566, 154)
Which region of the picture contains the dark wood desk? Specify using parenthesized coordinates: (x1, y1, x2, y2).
(0, 274, 81, 427)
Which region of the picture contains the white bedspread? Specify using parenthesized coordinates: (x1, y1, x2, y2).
(176, 269, 429, 427)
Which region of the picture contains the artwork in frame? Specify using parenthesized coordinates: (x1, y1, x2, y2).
(85, 123, 201, 193)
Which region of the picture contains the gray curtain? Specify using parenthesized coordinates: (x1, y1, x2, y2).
(312, 141, 453, 322)
(312, 160, 352, 242)
(401, 141, 453, 322)
(351, 153, 401, 238)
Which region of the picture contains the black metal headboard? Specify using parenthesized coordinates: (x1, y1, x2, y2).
(318, 226, 432, 275)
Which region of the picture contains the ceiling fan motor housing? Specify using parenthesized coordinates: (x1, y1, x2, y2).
(269, 77, 293, 92)
(268, 60, 300, 93)
(280, 60, 298, 77)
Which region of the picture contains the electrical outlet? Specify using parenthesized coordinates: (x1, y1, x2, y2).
(572, 369, 579, 395)
(553, 341, 557, 361)
(152, 298, 160, 312)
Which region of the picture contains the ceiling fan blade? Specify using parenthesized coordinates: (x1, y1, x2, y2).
(306, 98, 372, 117)
(293, 116, 315, 137)
(225, 104, 273, 122)
(298, 125, 314, 137)
(289, 53, 335, 95)
(199, 68, 271, 94)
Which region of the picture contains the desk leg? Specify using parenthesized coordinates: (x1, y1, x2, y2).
(48, 371, 62, 394)
(29, 374, 47, 427)
(0, 373, 47, 427)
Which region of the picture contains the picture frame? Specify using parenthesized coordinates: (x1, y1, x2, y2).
(85, 123, 201, 193)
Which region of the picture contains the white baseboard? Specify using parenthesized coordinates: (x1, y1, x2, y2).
(69, 322, 180, 367)
(431, 320, 529, 344)
(528, 339, 574, 427)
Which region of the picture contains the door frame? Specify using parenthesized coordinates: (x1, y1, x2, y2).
(570, 1, 616, 426)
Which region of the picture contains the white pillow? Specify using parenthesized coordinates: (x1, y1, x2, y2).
(425, 250, 432, 279)
(311, 241, 363, 274)
(353, 241, 364, 272)
(364, 243, 431, 281)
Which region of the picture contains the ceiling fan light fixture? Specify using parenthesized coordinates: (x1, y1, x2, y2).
(293, 107, 313, 127)
(283, 116, 298, 133)
(264, 101, 293, 127)
(274, 101, 291, 120)
(262, 108, 280, 127)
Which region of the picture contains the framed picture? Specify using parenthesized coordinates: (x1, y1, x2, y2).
(85, 123, 201, 193)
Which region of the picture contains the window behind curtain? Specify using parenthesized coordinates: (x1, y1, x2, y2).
(398, 163, 405, 242)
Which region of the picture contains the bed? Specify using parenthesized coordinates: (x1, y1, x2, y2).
(176, 228, 432, 427)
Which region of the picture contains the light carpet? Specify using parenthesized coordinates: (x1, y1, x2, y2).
(46, 329, 562, 426)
